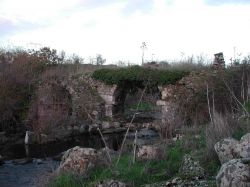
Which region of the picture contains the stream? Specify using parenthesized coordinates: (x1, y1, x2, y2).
(0, 129, 160, 187)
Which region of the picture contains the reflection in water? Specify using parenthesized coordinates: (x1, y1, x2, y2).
(3, 132, 124, 159)
(25, 144, 30, 158)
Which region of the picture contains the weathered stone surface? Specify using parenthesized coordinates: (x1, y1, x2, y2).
(213, 52, 225, 70)
(137, 145, 164, 160)
(156, 100, 166, 106)
(58, 146, 101, 176)
(179, 154, 205, 179)
(158, 85, 175, 100)
(214, 138, 239, 164)
(97, 179, 127, 187)
(215, 134, 250, 165)
(236, 133, 250, 158)
(102, 121, 113, 129)
(164, 177, 213, 187)
(216, 159, 250, 187)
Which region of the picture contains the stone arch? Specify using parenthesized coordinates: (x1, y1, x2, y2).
(94, 78, 162, 120)
(27, 80, 72, 133)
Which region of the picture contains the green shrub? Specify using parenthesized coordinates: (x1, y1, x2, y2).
(165, 141, 186, 177)
(92, 66, 189, 86)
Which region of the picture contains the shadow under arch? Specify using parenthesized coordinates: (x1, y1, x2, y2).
(112, 80, 162, 122)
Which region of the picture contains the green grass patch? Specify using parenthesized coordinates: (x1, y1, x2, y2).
(49, 173, 84, 187)
(86, 142, 185, 186)
(49, 142, 186, 187)
(49, 132, 226, 186)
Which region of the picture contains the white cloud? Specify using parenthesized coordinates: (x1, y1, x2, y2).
(1, 0, 250, 64)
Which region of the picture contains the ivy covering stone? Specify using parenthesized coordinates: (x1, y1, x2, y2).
(92, 66, 189, 86)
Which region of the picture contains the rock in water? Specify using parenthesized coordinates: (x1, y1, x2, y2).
(57, 146, 101, 176)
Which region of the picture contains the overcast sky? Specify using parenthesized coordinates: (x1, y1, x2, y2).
(1, 0, 250, 64)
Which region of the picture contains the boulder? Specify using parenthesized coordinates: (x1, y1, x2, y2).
(57, 146, 101, 176)
(137, 145, 164, 160)
(97, 179, 127, 187)
(216, 159, 250, 187)
(179, 154, 205, 179)
(214, 138, 239, 164)
(236, 133, 250, 158)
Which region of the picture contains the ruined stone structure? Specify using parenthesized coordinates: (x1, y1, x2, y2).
(85, 75, 161, 119)
(213, 52, 225, 69)
(28, 68, 228, 138)
(28, 76, 104, 133)
(27, 81, 72, 133)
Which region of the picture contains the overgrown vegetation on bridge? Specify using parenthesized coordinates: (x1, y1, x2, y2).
(92, 66, 189, 86)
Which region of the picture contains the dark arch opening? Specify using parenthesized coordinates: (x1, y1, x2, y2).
(113, 80, 162, 122)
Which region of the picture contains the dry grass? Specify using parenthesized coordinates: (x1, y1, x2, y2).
(205, 111, 239, 159)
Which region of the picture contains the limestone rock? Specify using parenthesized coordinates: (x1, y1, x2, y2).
(102, 121, 113, 129)
(97, 179, 127, 187)
(58, 146, 101, 176)
(216, 159, 250, 187)
(214, 138, 239, 164)
(236, 133, 250, 158)
(179, 154, 205, 179)
(137, 145, 164, 160)
(164, 177, 213, 187)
